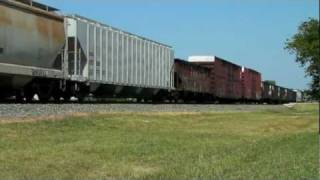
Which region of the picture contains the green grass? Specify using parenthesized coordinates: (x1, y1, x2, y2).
(0, 104, 318, 180)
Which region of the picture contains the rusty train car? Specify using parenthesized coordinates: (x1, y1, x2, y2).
(0, 0, 175, 102)
(188, 56, 243, 102)
(241, 68, 262, 101)
(173, 58, 211, 101)
(0, 0, 297, 103)
(261, 81, 296, 103)
(0, 0, 65, 101)
(187, 56, 296, 103)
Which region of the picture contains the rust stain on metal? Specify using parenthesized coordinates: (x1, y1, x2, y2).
(1, 5, 34, 31)
(0, 2, 65, 69)
(51, 20, 65, 43)
(36, 16, 50, 38)
(174, 59, 211, 94)
(34, 11, 64, 43)
(1, 0, 63, 21)
(0, 6, 12, 25)
(1, 1, 65, 43)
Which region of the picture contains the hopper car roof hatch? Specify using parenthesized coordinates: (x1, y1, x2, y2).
(11, 0, 59, 12)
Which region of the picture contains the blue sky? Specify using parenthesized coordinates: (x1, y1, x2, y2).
(39, 0, 318, 89)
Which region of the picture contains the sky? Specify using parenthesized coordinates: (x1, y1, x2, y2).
(39, 0, 319, 90)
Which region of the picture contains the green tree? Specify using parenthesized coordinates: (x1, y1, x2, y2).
(285, 18, 320, 100)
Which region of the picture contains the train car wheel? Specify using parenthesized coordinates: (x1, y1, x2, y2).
(38, 95, 50, 103)
(77, 96, 85, 103)
(63, 94, 71, 102)
(37, 86, 52, 103)
(15, 91, 24, 103)
(25, 93, 34, 103)
(53, 94, 61, 103)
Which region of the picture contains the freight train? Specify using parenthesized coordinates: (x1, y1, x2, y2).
(0, 0, 297, 103)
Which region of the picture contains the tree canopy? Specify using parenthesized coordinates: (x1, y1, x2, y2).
(285, 18, 320, 100)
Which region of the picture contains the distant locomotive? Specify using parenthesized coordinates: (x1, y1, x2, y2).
(0, 0, 297, 103)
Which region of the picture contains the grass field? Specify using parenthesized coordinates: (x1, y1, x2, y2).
(0, 104, 318, 180)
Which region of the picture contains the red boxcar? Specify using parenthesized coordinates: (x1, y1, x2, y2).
(241, 68, 262, 101)
(174, 59, 211, 94)
(188, 56, 242, 100)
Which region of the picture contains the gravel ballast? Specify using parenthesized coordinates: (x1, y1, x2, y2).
(0, 103, 287, 120)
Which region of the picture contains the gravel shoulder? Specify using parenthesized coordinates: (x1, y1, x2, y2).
(0, 103, 289, 123)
